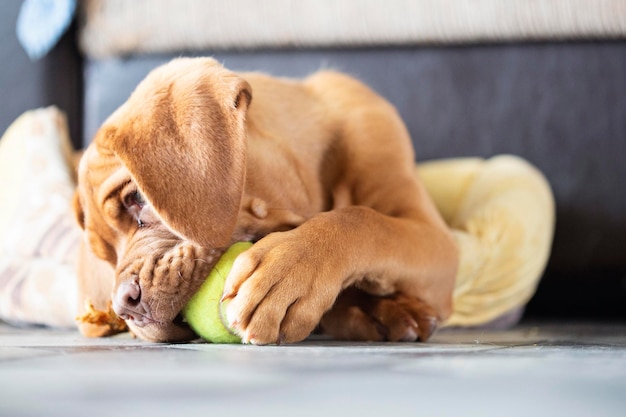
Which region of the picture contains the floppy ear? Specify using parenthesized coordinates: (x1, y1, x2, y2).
(98, 61, 251, 249)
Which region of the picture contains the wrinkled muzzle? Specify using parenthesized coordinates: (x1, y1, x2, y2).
(112, 235, 224, 342)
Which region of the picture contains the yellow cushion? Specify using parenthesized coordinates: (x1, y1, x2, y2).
(418, 155, 555, 326)
(0, 108, 555, 329)
(0, 107, 79, 327)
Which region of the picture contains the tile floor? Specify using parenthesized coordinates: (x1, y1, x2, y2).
(1, 321, 625, 417)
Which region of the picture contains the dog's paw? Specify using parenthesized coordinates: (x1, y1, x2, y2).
(221, 231, 343, 345)
(320, 287, 438, 342)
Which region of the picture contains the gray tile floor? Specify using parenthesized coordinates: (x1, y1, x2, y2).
(1, 321, 625, 417)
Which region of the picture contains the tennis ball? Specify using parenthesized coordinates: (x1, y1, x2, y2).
(183, 241, 253, 343)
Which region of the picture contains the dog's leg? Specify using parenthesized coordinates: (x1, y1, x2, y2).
(223, 203, 456, 344)
(223, 98, 458, 345)
(319, 287, 439, 342)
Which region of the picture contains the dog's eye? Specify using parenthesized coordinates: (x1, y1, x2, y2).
(122, 191, 148, 228)
(123, 191, 146, 209)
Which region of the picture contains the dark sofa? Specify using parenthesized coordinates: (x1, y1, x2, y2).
(2, 0, 625, 319)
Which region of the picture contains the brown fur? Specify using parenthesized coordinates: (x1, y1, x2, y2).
(73, 57, 458, 344)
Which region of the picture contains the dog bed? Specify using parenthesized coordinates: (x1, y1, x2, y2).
(0, 108, 554, 332)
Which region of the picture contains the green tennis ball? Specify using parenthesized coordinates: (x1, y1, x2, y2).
(183, 241, 253, 343)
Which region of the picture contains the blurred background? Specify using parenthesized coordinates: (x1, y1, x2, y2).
(1, 0, 625, 321)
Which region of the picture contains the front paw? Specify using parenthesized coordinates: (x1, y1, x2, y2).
(320, 287, 439, 342)
(221, 232, 343, 345)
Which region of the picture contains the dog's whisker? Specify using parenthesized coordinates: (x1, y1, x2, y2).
(176, 269, 190, 286)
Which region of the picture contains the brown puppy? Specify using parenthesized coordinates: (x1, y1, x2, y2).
(73, 57, 458, 344)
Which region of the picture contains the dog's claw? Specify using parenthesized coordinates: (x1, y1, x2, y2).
(220, 292, 235, 303)
(417, 316, 438, 342)
(395, 317, 419, 342)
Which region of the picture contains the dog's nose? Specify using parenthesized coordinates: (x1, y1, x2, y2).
(113, 280, 152, 325)
(117, 280, 141, 306)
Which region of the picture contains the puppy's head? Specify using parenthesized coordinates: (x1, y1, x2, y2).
(74, 58, 251, 341)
